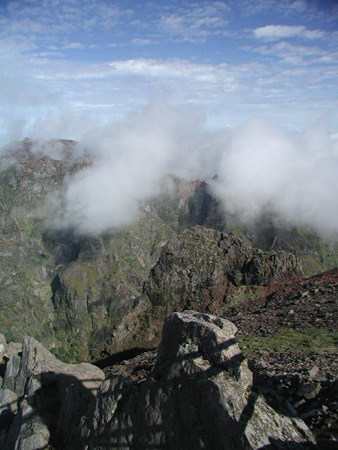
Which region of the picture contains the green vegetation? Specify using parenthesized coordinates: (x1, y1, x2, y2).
(238, 328, 338, 355)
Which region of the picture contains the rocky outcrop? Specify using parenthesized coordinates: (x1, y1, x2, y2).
(0, 312, 316, 449)
(89, 311, 315, 449)
(0, 335, 104, 449)
(102, 226, 304, 356)
(145, 226, 302, 314)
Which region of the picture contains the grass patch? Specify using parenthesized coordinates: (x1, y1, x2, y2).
(238, 328, 338, 355)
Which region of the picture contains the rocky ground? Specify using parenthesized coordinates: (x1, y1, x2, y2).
(225, 269, 338, 447)
(0, 311, 317, 449)
(99, 269, 338, 447)
(228, 269, 338, 335)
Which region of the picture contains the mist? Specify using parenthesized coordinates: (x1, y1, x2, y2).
(9, 101, 338, 236)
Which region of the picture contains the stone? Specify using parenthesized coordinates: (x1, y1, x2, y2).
(0, 388, 18, 415)
(5, 342, 22, 360)
(0, 313, 317, 449)
(1, 335, 105, 450)
(89, 311, 316, 449)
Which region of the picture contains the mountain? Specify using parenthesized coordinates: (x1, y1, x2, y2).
(1, 139, 337, 362)
(0, 139, 337, 447)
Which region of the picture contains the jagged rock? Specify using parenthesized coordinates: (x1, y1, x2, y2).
(1, 335, 104, 450)
(0, 313, 316, 449)
(5, 399, 50, 450)
(89, 311, 315, 449)
(144, 226, 302, 319)
(5, 343, 22, 361)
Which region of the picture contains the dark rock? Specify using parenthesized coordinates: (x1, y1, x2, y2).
(0, 335, 104, 449)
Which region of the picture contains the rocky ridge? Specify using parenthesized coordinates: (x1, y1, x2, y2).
(0, 311, 316, 449)
(105, 225, 304, 356)
(1, 139, 338, 361)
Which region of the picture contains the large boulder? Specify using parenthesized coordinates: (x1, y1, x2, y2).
(89, 311, 316, 449)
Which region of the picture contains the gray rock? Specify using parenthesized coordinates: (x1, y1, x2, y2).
(0, 313, 317, 450)
(0, 388, 18, 415)
(2, 341, 23, 391)
(2, 355, 21, 392)
(2, 335, 104, 450)
(6, 399, 50, 450)
(5, 342, 22, 360)
(89, 311, 316, 449)
(3, 336, 104, 398)
(0, 334, 7, 360)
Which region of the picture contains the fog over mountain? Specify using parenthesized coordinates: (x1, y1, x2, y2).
(13, 101, 331, 236)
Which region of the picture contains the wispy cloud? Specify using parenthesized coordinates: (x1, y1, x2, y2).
(157, 1, 230, 42)
(253, 24, 324, 40)
(253, 41, 338, 66)
(0, 0, 337, 144)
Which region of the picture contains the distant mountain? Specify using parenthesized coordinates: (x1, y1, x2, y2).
(0, 139, 337, 362)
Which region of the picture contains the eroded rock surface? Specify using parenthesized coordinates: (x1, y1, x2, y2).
(0, 335, 104, 449)
(90, 311, 315, 449)
(0, 312, 316, 449)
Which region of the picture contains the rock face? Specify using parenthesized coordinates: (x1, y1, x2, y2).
(89, 311, 315, 449)
(145, 226, 303, 314)
(0, 335, 104, 449)
(112, 225, 303, 353)
(0, 312, 316, 449)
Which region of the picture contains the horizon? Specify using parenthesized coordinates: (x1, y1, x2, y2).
(1, 0, 338, 146)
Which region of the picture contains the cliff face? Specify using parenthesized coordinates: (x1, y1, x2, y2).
(145, 226, 302, 313)
(0, 312, 315, 449)
(97, 225, 304, 357)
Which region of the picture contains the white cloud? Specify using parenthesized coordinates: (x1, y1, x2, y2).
(209, 117, 338, 233)
(42, 101, 207, 235)
(39, 102, 338, 236)
(158, 1, 229, 42)
(253, 24, 324, 40)
(63, 42, 86, 50)
(253, 41, 334, 66)
(108, 59, 237, 87)
(289, 0, 307, 13)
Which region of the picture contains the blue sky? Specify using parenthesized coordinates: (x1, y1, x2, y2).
(0, 0, 338, 143)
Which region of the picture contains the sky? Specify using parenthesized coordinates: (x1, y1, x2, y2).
(1, 0, 338, 145)
(1, 0, 338, 236)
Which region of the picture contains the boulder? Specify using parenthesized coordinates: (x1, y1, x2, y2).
(89, 311, 316, 449)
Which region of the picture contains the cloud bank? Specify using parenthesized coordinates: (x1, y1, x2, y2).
(37, 101, 338, 236)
